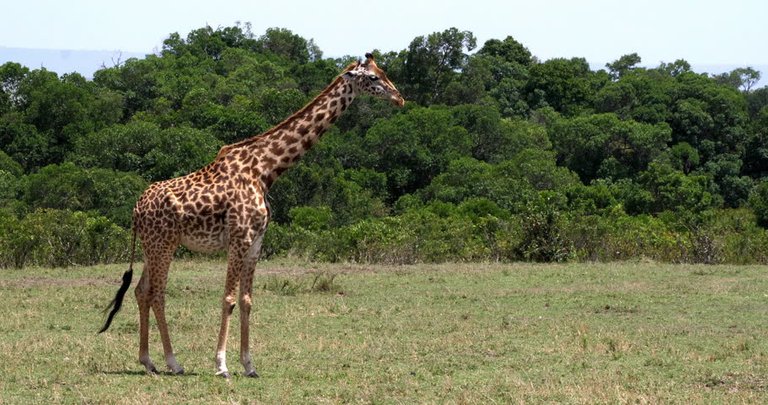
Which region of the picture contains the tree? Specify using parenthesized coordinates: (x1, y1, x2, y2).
(143, 126, 222, 181)
(657, 59, 691, 77)
(268, 162, 385, 226)
(93, 56, 160, 118)
(665, 142, 700, 174)
(713, 67, 761, 93)
(637, 162, 720, 213)
(549, 113, 671, 182)
(746, 87, 768, 119)
(450, 104, 550, 163)
(594, 80, 639, 118)
(257, 27, 311, 64)
(69, 120, 162, 173)
(362, 106, 472, 198)
(465, 36, 533, 116)
(0, 62, 29, 114)
(743, 104, 768, 177)
(668, 72, 747, 158)
(0, 150, 22, 177)
(499, 148, 580, 191)
(21, 163, 147, 226)
(69, 121, 221, 182)
(14, 70, 98, 165)
(419, 157, 521, 208)
(526, 57, 607, 115)
(701, 153, 753, 207)
(395, 28, 477, 105)
(291, 58, 338, 94)
(419, 150, 576, 215)
(477, 36, 533, 66)
(606, 53, 642, 80)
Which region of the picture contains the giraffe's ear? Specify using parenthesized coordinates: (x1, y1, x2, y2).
(362, 53, 375, 67)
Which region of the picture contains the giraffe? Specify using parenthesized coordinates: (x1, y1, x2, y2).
(99, 53, 404, 378)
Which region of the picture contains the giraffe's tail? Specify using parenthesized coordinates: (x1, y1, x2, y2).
(98, 228, 137, 334)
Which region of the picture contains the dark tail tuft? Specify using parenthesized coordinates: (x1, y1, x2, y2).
(99, 228, 137, 334)
(98, 268, 133, 333)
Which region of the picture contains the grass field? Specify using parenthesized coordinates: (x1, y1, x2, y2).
(1, 260, 767, 404)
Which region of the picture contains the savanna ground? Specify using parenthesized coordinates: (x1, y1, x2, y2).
(0, 260, 767, 404)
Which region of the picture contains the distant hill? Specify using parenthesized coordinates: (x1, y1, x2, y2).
(0, 47, 147, 78)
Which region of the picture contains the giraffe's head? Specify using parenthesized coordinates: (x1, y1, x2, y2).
(343, 53, 405, 107)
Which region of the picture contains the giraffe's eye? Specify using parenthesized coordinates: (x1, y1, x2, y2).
(368, 75, 379, 81)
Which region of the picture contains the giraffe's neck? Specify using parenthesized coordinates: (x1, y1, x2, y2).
(223, 76, 356, 191)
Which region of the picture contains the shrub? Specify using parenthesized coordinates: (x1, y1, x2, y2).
(749, 180, 768, 227)
(289, 206, 334, 231)
(0, 209, 131, 268)
(567, 210, 683, 262)
(516, 205, 572, 262)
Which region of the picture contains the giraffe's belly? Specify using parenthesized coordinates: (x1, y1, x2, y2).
(180, 228, 229, 253)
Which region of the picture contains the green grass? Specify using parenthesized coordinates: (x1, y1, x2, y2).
(1, 260, 767, 404)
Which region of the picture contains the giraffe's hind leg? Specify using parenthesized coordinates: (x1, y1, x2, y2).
(136, 237, 183, 374)
(239, 228, 266, 378)
(135, 271, 157, 374)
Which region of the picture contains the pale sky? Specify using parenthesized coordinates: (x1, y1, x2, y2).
(2, 0, 767, 66)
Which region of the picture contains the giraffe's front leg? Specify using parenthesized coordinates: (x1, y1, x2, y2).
(239, 231, 264, 378)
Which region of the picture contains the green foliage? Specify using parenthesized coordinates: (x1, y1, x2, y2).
(0, 209, 130, 268)
(362, 106, 472, 198)
(70, 122, 221, 182)
(748, 180, 768, 227)
(0, 149, 22, 176)
(712, 67, 762, 92)
(526, 57, 608, 115)
(451, 104, 551, 162)
(391, 27, 477, 105)
(549, 113, 671, 181)
(637, 162, 721, 213)
(289, 206, 334, 231)
(21, 163, 147, 226)
(567, 211, 683, 262)
(606, 53, 642, 80)
(2, 24, 768, 267)
(257, 27, 312, 64)
(516, 198, 572, 262)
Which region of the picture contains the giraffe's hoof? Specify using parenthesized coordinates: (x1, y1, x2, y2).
(245, 370, 260, 378)
(174, 367, 185, 375)
(148, 366, 159, 375)
(217, 371, 231, 379)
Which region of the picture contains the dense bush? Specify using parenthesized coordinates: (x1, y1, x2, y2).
(0, 209, 131, 268)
